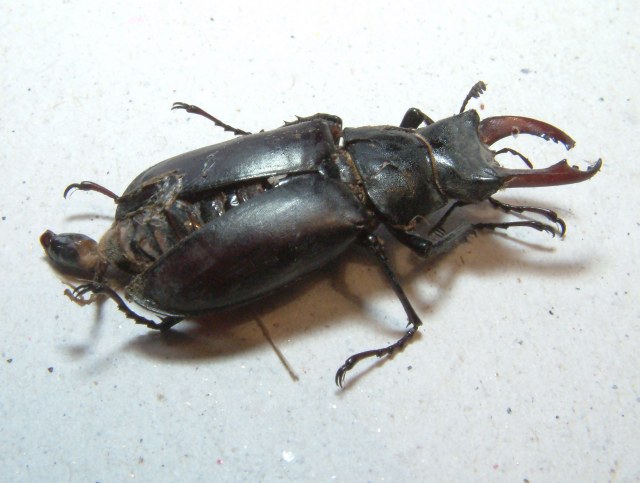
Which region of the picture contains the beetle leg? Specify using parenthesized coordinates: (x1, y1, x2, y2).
(459, 81, 487, 114)
(427, 201, 470, 236)
(171, 102, 251, 136)
(388, 201, 471, 251)
(63, 181, 120, 201)
(392, 194, 565, 260)
(389, 228, 434, 256)
(283, 113, 342, 127)
(434, 198, 565, 236)
(282, 113, 343, 142)
(488, 197, 566, 236)
(401, 80, 487, 128)
(335, 234, 422, 387)
(400, 108, 435, 128)
(473, 220, 558, 237)
(390, 216, 479, 259)
(67, 283, 183, 331)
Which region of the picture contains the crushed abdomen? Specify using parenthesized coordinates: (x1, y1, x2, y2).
(100, 179, 270, 274)
(198, 180, 268, 222)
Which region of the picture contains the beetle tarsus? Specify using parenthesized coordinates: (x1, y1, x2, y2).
(63, 181, 120, 201)
(64, 286, 98, 305)
(335, 326, 418, 388)
(172, 102, 251, 136)
(488, 197, 566, 236)
(459, 81, 487, 114)
(427, 198, 566, 238)
(335, 234, 423, 387)
(473, 220, 558, 237)
(67, 282, 183, 331)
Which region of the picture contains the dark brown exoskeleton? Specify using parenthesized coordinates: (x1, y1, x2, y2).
(41, 82, 601, 386)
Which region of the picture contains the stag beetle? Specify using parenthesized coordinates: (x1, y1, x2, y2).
(41, 82, 601, 386)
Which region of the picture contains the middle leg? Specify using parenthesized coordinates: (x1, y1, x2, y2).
(335, 234, 423, 387)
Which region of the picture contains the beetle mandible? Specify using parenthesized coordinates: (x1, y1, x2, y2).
(41, 82, 601, 386)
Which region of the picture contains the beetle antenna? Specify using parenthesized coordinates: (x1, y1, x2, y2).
(459, 81, 487, 114)
(494, 147, 534, 169)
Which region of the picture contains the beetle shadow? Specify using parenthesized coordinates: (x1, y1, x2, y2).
(389, 200, 595, 314)
(332, 198, 592, 317)
(94, 197, 596, 386)
(122, 268, 355, 365)
(329, 201, 597, 389)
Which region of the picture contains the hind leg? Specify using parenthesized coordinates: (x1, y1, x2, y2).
(66, 283, 183, 331)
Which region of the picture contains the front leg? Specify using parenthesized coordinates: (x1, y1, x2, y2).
(391, 212, 560, 262)
(390, 223, 478, 259)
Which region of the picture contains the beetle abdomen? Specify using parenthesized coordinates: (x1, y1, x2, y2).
(126, 173, 374, 316)
(101, 177, 275, 274)
(197, 179, 270, 223)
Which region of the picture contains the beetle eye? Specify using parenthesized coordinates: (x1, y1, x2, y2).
(40, 230, 99, 277)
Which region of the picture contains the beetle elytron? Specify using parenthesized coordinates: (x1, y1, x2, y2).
(41, 82, 601, 386)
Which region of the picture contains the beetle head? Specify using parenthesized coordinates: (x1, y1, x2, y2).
(40, 230, 100, 279)
(418, 110, 601, 202)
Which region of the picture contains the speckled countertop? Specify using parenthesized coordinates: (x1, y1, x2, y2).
(2, 1, 638, 481)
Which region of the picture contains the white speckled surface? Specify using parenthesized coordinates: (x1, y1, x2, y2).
(2, 1, 638, 481)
